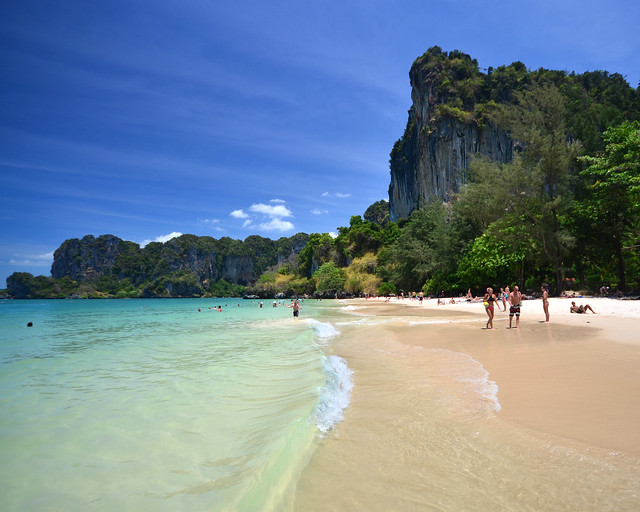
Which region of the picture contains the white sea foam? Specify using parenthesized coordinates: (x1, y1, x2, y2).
(447, 351, 501, 412)
(341, 305, 365, 311)
(336, 318, 381, 327)
(306, 318, 340, 339)
(313, 355, 354, 436)
(460, 370, 502, 412)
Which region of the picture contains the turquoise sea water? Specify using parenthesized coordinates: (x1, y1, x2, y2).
(0, 299, 352, 511)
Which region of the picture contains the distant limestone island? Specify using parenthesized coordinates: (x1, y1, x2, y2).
(5, 46, 640, 299)
(6, 232, 311, 299)
(4, 200, 391, 299)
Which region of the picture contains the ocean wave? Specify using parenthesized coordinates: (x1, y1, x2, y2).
(313, 355, 354, 436)
(306, 318, 340, 339)
(341, 305, 365, 311)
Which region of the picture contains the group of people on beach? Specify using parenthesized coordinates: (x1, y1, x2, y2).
(483, 284, 596, 329)
(483, 285, 524, 329)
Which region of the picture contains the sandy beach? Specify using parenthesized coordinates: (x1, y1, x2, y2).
(294, 295, 640, 511)
(377, 295, 640, 455)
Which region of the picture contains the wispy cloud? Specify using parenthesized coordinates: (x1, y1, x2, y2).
(322, 191, 351, 199)
(311, 208, 328, 215)
(201, 218, 226, 232)
(8, 252, 54, 267)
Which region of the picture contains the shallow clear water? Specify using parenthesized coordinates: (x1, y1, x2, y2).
(3, 299, 639, 512)
(0, 299, 351, 511)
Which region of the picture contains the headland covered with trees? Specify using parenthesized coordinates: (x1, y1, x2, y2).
(4, 47, 639, 299)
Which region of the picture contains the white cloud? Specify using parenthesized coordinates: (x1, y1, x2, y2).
(258, 218, 295, 232)
(329, 232, 338, 238)
(322, 192, 329, 197)
(249, 203, 292, 217)
(311, 208, 328, 215)
(139, 232, 182, 247)
(230, 209, 249, 219)
(230, 200, 295, 233)
(202, 218, 220, 224)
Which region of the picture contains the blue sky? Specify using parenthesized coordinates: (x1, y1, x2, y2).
(2, 0, 639, 286)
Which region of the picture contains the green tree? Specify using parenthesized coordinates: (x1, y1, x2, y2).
(500, 84, 581, 294)
(379, 202, 467, 293)
(457, 155, 543, 287)
(313, 262, 346, 294)
(297, 233, 338, 278)
(335, 216, 386, 262)
(578, 121, 640, 290)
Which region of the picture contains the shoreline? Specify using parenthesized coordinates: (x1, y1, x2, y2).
(340, 296, 640, 456)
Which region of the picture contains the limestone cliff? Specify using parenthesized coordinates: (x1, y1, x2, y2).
(388, 48, 514, 221)
(48, 232, 310, 296)
(51, 234, 135, 281)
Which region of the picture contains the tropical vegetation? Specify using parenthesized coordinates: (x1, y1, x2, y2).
(4, 49, 639, 298)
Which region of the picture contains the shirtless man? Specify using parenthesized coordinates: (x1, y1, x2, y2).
(287, 299, 301, 318)
(570, 301, 596, 314)
(509, 285, 522, 328)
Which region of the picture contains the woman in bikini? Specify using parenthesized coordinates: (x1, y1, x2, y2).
(483, 287, 498, 329)
(541, 284, 550, 322)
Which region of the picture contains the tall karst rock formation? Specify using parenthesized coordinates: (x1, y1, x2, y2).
(388, 47, 514, 221)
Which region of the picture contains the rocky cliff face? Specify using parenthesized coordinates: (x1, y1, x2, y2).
(49, 232, 309, 292)
(161, 237, 219, 283)
(388, 53, 514, 221)
(220, 255, 254, 284)
(51, 234, 131, 281)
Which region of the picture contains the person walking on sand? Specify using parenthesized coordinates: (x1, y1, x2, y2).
(483, 287, 498, 329)
(541, 284, 550, 322)
(509, 285, 522, 328)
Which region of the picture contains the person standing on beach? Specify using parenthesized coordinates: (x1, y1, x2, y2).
(541, 284, 550, 322)
(483, 287, 498, 329)
(503, 286, 510, 312)
(499, 287, 507, 311)
(509, 286, 522, 328)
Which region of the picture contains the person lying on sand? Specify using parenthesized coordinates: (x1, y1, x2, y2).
(570, 301, 596, 314)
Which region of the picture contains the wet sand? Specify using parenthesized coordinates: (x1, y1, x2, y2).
(347, 296, 640, 455)
(293, 296, 640, 511)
